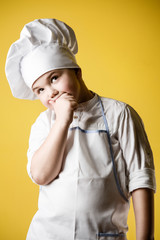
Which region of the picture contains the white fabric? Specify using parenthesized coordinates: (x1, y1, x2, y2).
(5, 18, 79, 100)
(26, 94, 156, 239)
(21, 44, 78, 89)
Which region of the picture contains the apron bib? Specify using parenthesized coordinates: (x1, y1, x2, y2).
(27, 96, 129, 240)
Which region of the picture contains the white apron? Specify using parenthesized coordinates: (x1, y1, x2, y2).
(26, 96, 130, 240)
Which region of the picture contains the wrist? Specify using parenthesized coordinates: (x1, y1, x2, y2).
(54, 118, 71, 129)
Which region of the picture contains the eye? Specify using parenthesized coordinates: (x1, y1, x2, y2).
(38, 88, 44, 94)
(51, 75, 58, 83)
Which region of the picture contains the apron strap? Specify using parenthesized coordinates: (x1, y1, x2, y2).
(98, 95, 129, 203)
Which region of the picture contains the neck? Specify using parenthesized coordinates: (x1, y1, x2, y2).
(78, 80, 94, 103)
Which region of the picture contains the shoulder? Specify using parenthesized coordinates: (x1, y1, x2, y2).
(30, 108, 55, 133)
(33, 108, 54, 125)
(100, 96, 140, 121)
(100, 96, 128, 120)
(98, 95, 144, 137)
(28, 109, 55, 145)
(100, 96, 127, 110)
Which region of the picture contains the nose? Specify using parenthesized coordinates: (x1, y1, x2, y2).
(47, 87, 58, 98)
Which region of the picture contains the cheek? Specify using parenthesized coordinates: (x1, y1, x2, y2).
(59, 76, 76, 92)
(39, 95, 49, 107)
(41, 98, 55, 110)
(58, 81, 70, 91)
(69, 81, 80, 98)
(64, 80, 80, 95)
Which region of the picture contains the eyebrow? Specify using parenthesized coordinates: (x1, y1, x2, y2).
(32, 86, 40, 92)
(32, 70, 59, 91)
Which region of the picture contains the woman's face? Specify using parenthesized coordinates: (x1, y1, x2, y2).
(32, 69, 82, 109)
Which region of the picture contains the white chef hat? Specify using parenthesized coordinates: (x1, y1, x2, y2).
(5, 18, 79, 100)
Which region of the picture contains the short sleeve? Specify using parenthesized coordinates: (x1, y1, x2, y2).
(118, 104, 156, 193)
(27, 110, 53, 183)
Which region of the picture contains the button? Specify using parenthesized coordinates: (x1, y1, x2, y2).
(73, 115, 78, 119)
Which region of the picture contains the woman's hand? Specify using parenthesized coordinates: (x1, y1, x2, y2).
(50, 92, 78, 125)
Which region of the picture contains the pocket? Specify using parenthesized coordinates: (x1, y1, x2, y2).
(97, 232, 126, 240)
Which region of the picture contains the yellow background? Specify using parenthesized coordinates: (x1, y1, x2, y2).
(0, 0, 160, 239)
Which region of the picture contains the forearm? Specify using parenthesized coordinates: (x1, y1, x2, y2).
(132, 188, 154, 240)
(31, 120, 70, 185)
